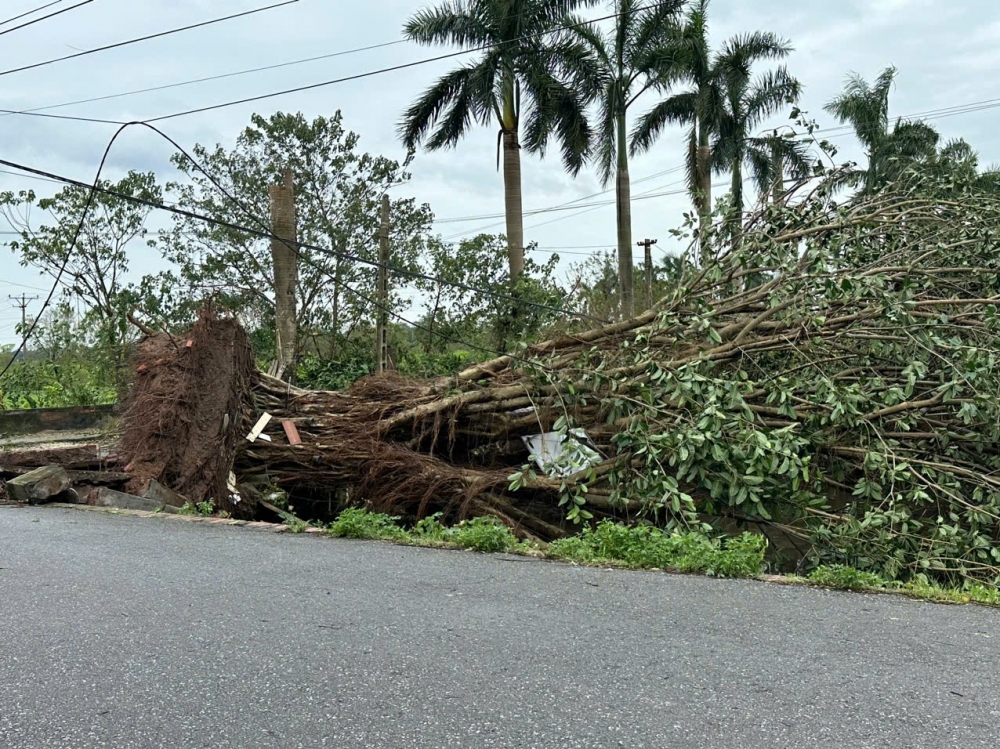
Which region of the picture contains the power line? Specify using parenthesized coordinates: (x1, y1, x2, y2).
(434, 166, 686, 225)
(0, 140, 608, 327)
(0, 123, 133, 379)
(0, 0, 67, 27)
(0, 0, 92, 38)
(0, 1, 299, 79)
(0, 39, 409, 122)
(142, 2, 675, 123)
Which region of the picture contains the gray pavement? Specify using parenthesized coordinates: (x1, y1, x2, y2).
(1, 504, 998, 748)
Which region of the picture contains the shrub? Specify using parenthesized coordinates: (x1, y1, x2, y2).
(449, 517, 517, 553)
(328, 508, 405, 540)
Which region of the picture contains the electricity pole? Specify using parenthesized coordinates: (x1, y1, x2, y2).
(375, 194, 391, 374)
(636, 239, 658, 310)
(8, 294, 37, 330)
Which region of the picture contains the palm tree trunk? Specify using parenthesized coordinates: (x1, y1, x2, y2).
(770, 141, 784, 204)
(502, 130, 525, 280)
(730, 153, 744, 247)
(616, 113, 634, 319)
(697, 137, 713, 266)
(501, 74, 524, 282)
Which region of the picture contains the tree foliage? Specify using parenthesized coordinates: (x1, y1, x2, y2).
(160, 111, 434, 357)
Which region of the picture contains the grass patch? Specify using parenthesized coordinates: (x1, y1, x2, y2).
(546, 521, 766, 578)
(808, 564, 1000, 606)
(314, 510, 999, 606)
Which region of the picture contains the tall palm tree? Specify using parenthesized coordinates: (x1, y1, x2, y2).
(632, 0, 793, 261)
(824, 67, 939, 193)
(400, 0, 597, 281)
(564, 0, 685, 317)
(713, 57, 804, 219)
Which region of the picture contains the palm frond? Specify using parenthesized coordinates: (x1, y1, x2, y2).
(630, 90, 697, 156)
(743, 67, 801, 126)
(404, 2, 488, 47)
(399, 66, 480, 150)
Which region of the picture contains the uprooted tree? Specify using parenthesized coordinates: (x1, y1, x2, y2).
(120, 170, 1000, 586)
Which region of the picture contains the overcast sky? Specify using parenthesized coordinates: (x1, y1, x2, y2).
(1, 0, 997, 342)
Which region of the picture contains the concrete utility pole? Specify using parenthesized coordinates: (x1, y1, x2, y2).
(8, 294, 37, 330)
(268, 169, 298, 382)
(636, 239, 658, 310)
(375, 193, 391, 374)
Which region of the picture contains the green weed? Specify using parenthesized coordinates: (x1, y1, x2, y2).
(809, 565, 886, 591)
(449, 517, 518, 554)
(328, 508, 406, 540)
(546, 521, 766, 578)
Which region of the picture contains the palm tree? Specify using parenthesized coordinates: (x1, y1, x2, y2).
(564, 0, 685, 317)
(824, 67, 940, 193)
(631, 0, 792, 261)
(713, 57, 804, 219)
(400, 0, 597, 282)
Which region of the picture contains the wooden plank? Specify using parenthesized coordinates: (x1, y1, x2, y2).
(245, 413, 273, 443)
(281, 419, 302, 446)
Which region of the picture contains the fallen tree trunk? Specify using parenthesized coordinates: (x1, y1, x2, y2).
(120, 173, 1000, 585)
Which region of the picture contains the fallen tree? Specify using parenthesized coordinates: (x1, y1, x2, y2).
(124, 173, 1000, 585)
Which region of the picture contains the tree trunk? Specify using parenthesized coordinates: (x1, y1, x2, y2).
(771, 141, 784, 204)
(616, 113, 634, 319)
(697, 141, 713, 266)
(502, 130, 524, 281)
(269, 169, 298, 381)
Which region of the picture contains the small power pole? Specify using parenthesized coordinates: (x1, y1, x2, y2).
(268, 169, 298, 381)
(375, 194, 390, 374)
(637, 238, 658, 310)
(9, 294, 37, 330)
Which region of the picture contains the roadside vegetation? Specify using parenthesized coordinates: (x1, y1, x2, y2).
(283, 508, 996, 606)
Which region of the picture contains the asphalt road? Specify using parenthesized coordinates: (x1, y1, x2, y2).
(1, 505, 998, 749)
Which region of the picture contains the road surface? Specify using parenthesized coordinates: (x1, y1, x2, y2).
(1, 504, 998, 748)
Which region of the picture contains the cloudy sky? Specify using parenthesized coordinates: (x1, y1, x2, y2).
(0, 0, 997, 342)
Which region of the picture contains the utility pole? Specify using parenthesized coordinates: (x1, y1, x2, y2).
(375, 193, 390, 374)
(8, 294, 37, 331)
(268, 169, 298, 382)
(636, 239, 658, 310)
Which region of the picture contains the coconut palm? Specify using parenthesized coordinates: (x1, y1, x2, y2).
(563, 0, 686, 317)
(824, 67, 940, 193)
(631, 0, 792, 260)
(400, 0, 598, 281)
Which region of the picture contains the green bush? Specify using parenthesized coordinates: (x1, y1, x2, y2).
(546, 521, 766, 578)
(328, 508, 406, 540)
(449, 517, 517, 553)
(809, 565, 886, 591)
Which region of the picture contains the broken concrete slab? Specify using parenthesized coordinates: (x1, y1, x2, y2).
(142, 479, 189, 508)
(7, 465, 72, 505)
(95, 487, 178, 514)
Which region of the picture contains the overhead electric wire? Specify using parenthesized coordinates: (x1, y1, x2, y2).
(0, 122, 134, 380)
(434, 165, 685, 225)
(0, 38, 409, 122)
(141, 2, 676, 123)
(0, 139, 608, 329)
(0, 0, 299, 78)
(0, 0, 66, 27)
(0, 0, 92, 38)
